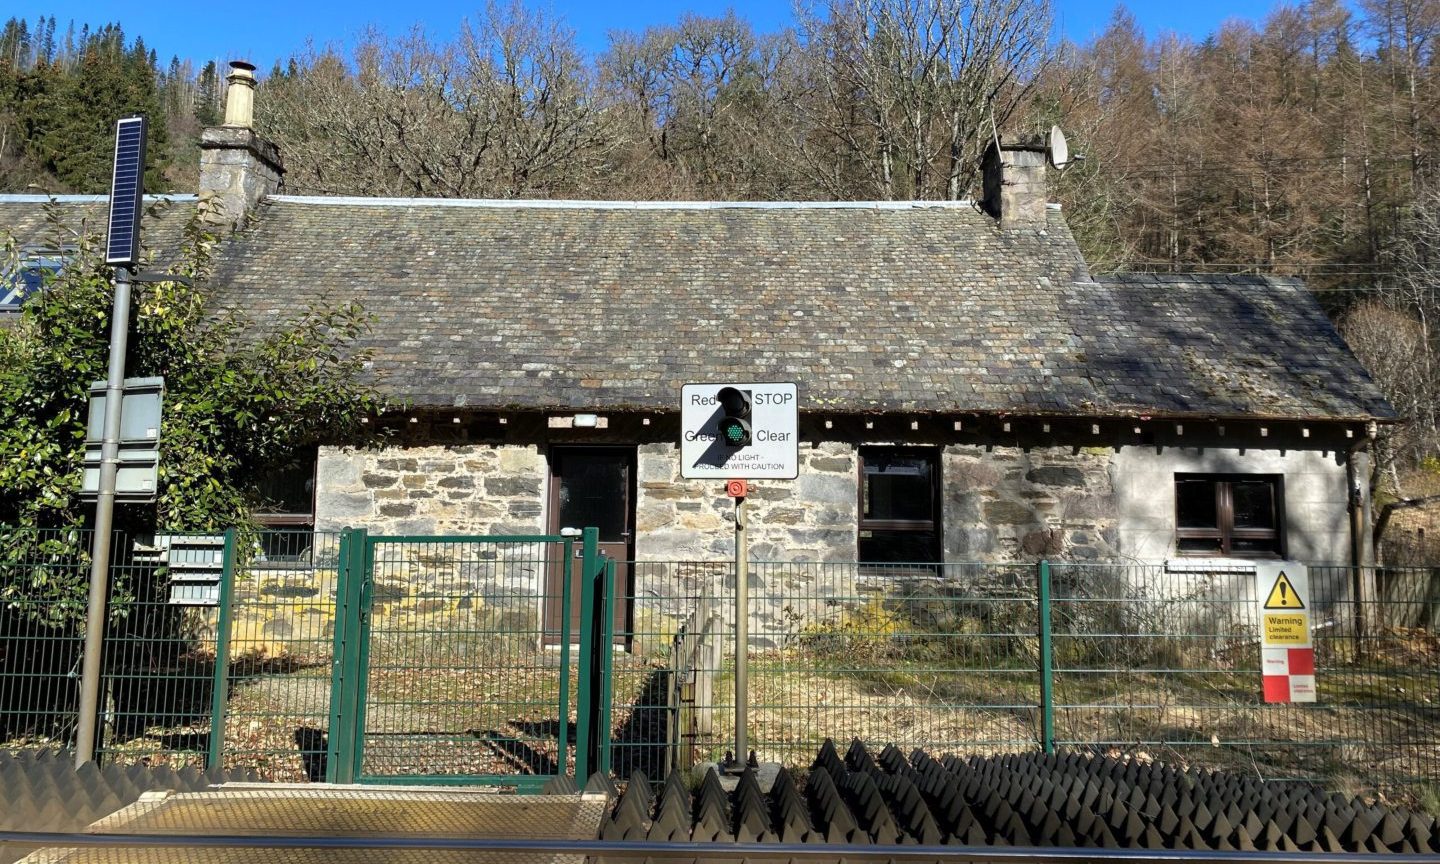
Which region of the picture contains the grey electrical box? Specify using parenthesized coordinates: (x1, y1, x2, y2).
(168, 582, 221, 605)
(82, 447, 159, 500)
(81, 376, 163, 502)
(152, 534, 226, 607)
(86, 377, 163, 444)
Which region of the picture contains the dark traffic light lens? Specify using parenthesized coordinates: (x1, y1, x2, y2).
(716, 386, 752, 417)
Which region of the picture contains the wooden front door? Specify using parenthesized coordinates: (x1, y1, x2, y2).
(545, 447, 635, 646)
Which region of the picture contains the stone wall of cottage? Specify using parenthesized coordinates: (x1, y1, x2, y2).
(279, 434, 1353, 656)
(628, 441, 860, 649)
(311, 444, 551, 640)
(634, 441, 859, 562)
(942, 444, 1121, 563)
(215, 441, 1120, 658)
(315, 445, 546, 536)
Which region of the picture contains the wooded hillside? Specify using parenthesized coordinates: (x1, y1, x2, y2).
(2, 0, 1439, 530)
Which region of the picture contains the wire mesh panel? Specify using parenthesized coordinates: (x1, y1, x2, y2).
(1049, 561, 1263, 772)
(1309, 565, 1440, 787)
(219, 530, 341, 780)
(1, 528, 233, 769)
(0, 528, 91, 751)
(608, 561, 729, 781)
(0, 527, 346, 778)
(354, 536, 574, 786)
(1049, 562, 1440, 793)
(752, 561, 1041, 767)
(97, 531, 222, 769)
(610, 560, 1041, 780)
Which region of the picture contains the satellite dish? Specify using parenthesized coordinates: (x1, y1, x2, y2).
(1047, 124, 1070, 170)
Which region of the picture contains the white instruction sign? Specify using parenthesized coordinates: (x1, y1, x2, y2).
(680, 382, 798, 479)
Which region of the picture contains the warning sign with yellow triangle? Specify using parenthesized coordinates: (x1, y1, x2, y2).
(1264, 570, 1305, 609)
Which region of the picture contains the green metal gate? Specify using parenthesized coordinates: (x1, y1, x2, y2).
(326, 528, 612, 790)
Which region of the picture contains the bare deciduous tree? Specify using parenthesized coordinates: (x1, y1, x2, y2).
(599, 13, 804, 198)
(258, 2, 611, 198)
(791, 0, 1051, 200)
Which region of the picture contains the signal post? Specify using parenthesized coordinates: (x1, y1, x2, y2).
(680, 383, 797, 772)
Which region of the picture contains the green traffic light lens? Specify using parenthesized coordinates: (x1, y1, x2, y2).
(720, 419, 747, 445)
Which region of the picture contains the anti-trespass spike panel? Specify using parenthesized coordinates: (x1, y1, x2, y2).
(105, 116, 147, 266)
(597, 740, 1440, 854)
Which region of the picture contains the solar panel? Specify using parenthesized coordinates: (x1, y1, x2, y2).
(105, 115, 147, 266)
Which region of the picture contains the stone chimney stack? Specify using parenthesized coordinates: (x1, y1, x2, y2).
(980, 137, 1048, 230)
(199, 60, 283, 231)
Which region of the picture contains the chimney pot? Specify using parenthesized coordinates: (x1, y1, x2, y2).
(223, 60, 257, 128)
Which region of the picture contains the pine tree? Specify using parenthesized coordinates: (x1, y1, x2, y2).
(37, 16, 55, 66)
(0, 18, 30, 69)
(38, 23, 170, 191)
(60, 19, 73, 68)
(194, 59, 219, 126)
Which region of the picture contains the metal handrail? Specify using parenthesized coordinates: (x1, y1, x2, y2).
(1, 832, 1433, 862)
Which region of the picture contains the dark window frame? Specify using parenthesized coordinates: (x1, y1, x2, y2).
(858, 446, 942, 564)
(1174, 473, 1285, 559)
(254, 446, 319, 529)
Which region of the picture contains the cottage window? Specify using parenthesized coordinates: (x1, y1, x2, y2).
(2, 249, 71, 311)
(858, 448, 940, 564)
(1174, 474, 1284, 557)
(254, 447, 318, 561)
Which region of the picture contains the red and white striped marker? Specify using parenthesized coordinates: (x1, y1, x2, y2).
(1262, 646, 1316, 702)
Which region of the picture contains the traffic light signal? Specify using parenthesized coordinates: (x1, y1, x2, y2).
(716, 386, 752, 447)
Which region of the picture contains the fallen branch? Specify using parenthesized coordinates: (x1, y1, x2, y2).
(1373, 493, 1440, 548)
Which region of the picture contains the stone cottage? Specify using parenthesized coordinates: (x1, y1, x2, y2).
(0, 63, 1396, 619)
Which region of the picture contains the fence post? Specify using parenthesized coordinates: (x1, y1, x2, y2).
(1038, 559, 1055, 755)
(597, 558, 615, 775)
(327, 529, 351, 783)
(326, 528, 366, 784)
(556, 535, 574, 778)
(575, 527, 599, 781)
(207, 528, 237, 770)
(326, 529, 349, 783)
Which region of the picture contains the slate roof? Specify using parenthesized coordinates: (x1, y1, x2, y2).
(1, 194, 1394, 422)
(1067, 275, 1393, 420)
(0, 194, 198, 261)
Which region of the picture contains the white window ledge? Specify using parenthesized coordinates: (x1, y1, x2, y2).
(1165, 558, 1263, 574)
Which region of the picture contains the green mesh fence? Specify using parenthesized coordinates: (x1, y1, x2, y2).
(4, 527, 1439, 798)
(0, 528, 90, 753)
(1049, 563, 1440, 789)
(218, 529, 339, 781)
(0, 527, 339, 777)
(0, 527, 224, 769)
(611, 559, 1440, 797)
(610, 561, 1041, 780)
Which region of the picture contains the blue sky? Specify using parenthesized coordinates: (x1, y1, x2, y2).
(29, 1, 1292, 71)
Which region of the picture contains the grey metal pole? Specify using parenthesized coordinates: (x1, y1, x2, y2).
(734, 493, 748, 766)
(75, 265, 133, 768)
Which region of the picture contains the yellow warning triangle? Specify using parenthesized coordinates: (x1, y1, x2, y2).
(1264, 571, 1305, 609)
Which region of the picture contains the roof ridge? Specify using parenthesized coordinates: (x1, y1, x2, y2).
(265, 195, 987, 211)
(0, 194, 198, 204)
(1092, 272, 1304, 287)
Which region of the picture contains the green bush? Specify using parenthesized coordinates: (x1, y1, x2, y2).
(0, 202, 385, 622)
